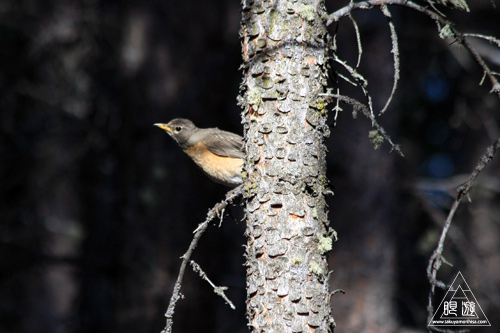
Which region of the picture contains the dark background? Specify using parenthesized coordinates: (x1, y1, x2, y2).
(1, 1, 499, 332)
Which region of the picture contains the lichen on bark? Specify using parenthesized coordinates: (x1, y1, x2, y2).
(239, 0, 335, 331)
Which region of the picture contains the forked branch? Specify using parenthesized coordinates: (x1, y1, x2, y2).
(161, 185, 244, 333)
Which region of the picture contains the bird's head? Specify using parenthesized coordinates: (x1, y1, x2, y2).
(155, 118, 197, 148)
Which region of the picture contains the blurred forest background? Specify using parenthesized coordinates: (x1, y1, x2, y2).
(1, 0, 499, 332)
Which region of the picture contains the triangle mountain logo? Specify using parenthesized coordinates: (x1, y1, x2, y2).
(428, 271, 490, 327)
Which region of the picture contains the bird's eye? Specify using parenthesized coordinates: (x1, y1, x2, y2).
(175, 126, 182, 133)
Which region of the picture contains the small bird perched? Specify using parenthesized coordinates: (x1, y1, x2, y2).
(155, 118, 244, 187)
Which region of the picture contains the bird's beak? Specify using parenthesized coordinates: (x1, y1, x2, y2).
(154, 123, 173, 133)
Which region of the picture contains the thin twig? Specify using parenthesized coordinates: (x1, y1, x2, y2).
(379, 4, 400, 115)
(162, 185, 244, 333)
(349, 13, 363, 69)
(464, 33, 500, 47)
(333, 56, 375, 119)
(332, 87, 343, 125)
(426, 137, 500, 325)
(427, 0, 469, 12)
(327, 0, 500, 98)
(328, 0, 443, 24)
(336, 72, 358, 87)
(459, 34, 500, 94)
(190, 260, 236, 310)
(319, 93, 404, 156)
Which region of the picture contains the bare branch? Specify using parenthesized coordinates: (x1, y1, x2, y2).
(336, 72, 359, 87)
(333, 56, 376, 119)
(459, 34, 500, 94)
(379, 4, 400, 115)
(328, 0, 442, 24)
(426, 137, 500, 324)
(190, 260, 236, 310)
(320, 93, 404, 156)
(427, 0, 470, 12)
(162, 185, 244, 333)
(331, 87, 343, 126)
(327, 0, 500, 98)
(349, 14, 363, 69)
(464, 33, 500, 47)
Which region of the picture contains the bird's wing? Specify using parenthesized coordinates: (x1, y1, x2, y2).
(204, 130, 245, 159)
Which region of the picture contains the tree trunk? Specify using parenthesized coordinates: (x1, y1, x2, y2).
(239, 0, 334, 331)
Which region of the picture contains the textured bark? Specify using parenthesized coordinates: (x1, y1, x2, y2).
(239, 0, 334, 331)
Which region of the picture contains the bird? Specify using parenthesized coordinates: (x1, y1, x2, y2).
(154, 118, 244, 187)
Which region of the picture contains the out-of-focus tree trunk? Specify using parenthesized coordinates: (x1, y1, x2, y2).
(239, 0, 335, 331)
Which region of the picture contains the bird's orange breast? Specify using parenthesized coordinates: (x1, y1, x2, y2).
(185, 142, 243, 186)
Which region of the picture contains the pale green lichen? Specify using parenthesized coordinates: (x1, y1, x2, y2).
(319, 8, 330, 21)
(244, 179, 258, 197)
(256, 38, 267, 49)
(317, 234, 333, 254)
(247, 87, 263, 107)
(292, 255, 303, 265)
(368, 130, 384, 150)
(261, 77, 273, 89)
(269, 9, 279, 30)
(243, 171, 259, 197)
(439, 24, 454, 39)
(297, 4, 315, 22)
(318, 175, 328, 185)
(311, 98, 327, 115)
(318, 235, 333, 254)
(309, 261, 323, 275)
